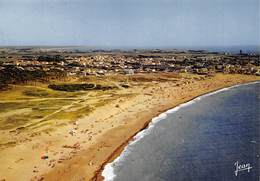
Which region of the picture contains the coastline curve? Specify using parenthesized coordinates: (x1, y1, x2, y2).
(101, 81, 260, 181)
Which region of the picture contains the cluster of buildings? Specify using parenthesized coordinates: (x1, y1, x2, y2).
(0, 51, 259, 80)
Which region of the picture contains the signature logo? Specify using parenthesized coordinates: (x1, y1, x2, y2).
(234, 161, 253, 176)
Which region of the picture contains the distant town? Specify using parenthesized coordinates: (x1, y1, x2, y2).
(0, 47, 259, 90)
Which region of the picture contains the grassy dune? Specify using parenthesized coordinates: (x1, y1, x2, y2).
(0, 73, 192, 150)
(0, 76, 143, 149)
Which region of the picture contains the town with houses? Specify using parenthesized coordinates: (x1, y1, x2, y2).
(0, 48, 259, 88)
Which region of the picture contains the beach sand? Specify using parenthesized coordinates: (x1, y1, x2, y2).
(0, 73, 259, 181)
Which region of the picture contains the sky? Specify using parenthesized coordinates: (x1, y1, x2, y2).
(0, 0, 259, 48)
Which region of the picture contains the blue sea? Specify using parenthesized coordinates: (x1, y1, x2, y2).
(102, 82, 260, 181)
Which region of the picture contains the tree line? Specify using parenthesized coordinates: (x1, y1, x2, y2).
(0, 65, 66, 90)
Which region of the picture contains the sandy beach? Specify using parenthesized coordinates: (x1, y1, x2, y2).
(0, 73, 259, 181)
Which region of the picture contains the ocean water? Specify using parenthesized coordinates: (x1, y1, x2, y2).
(102, 82, 260, 181)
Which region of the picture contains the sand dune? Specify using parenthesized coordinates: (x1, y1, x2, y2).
(0, 73, 259, 181)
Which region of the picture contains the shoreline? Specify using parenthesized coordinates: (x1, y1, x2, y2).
(31, 75, 260, 181)
(98, 80, 260, 180)
(0, 74, 260, 181)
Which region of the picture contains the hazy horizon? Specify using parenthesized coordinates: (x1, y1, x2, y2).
(1, 45, 259, 53)
(0, 0, 259, 48)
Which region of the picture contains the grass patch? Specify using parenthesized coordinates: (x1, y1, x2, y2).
(0, 99, 73, 131)
(0, 102, 29, 113)
(23, 89, 49, 97)
(0, 116, 30, 130)
(50, 105, 93, 120)
(48, 83, 116, 92)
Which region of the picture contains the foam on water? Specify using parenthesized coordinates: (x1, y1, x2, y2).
(101, 81, 259, 181)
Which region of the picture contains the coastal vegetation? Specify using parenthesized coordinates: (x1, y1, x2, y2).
(0, 76, 136, 150)
(48, 83, 116, 92)
(0, 65, 66, 90)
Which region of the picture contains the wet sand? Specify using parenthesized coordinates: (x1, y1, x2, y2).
(0, 74, 259, 181)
